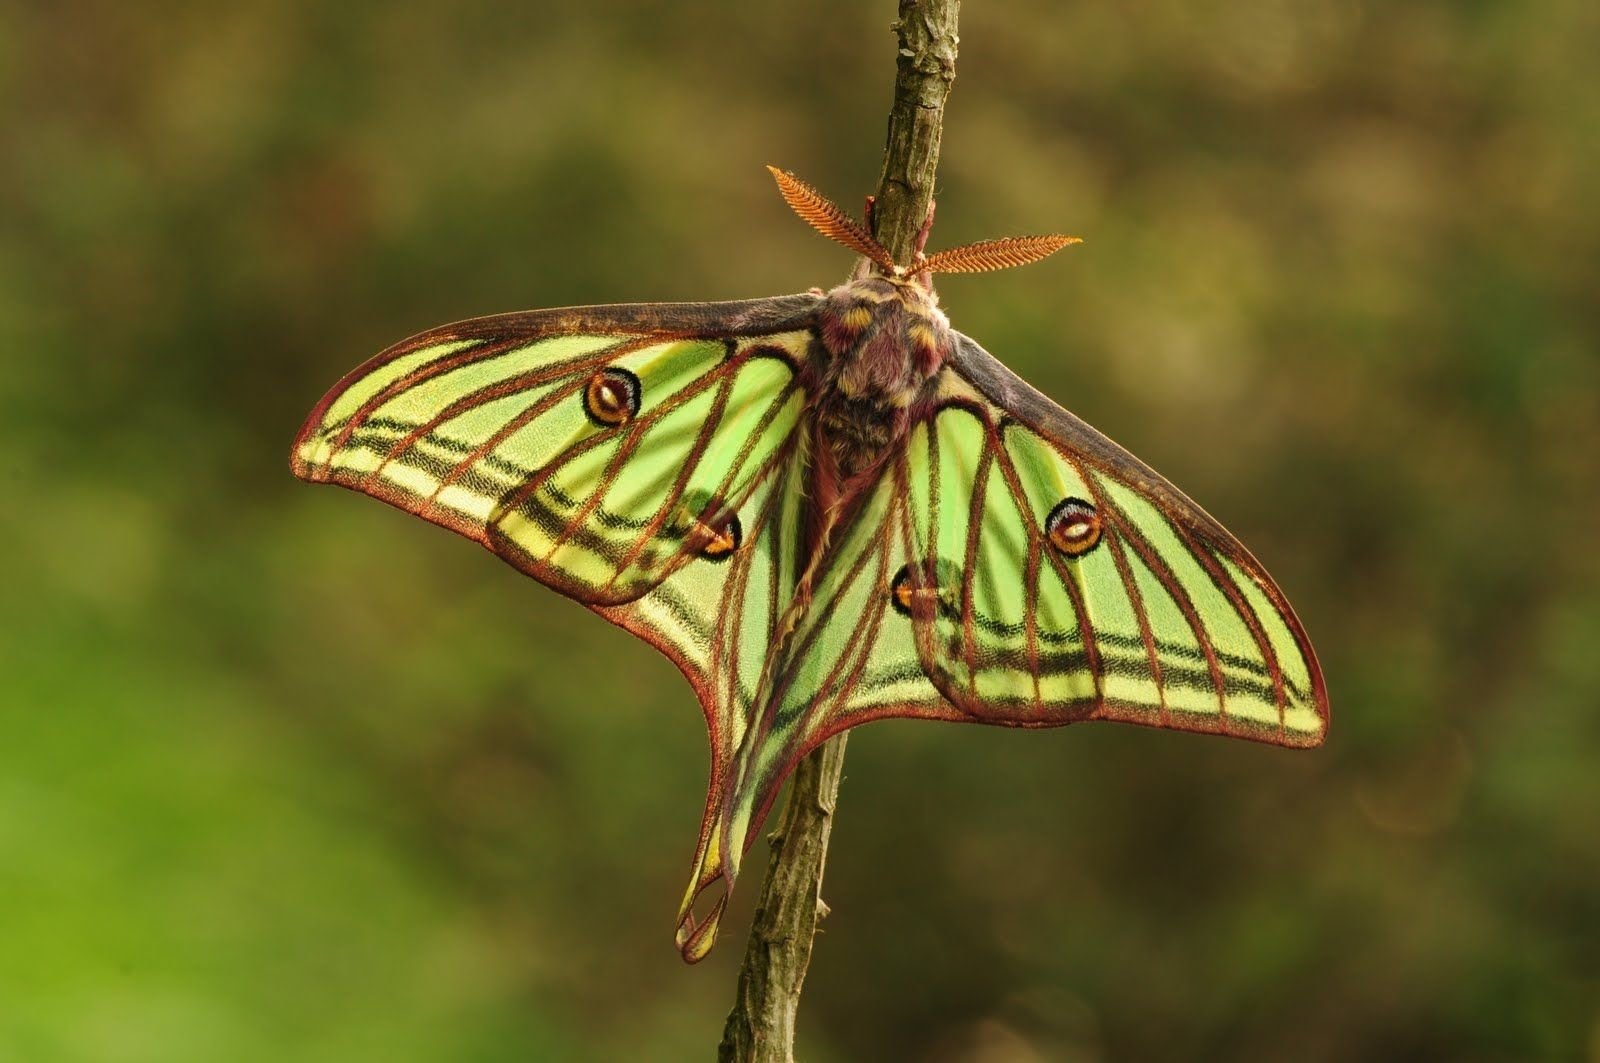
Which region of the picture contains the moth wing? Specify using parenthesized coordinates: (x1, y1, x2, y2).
(292, 294, 822, 729)
(292, 296, 828, 964)
(882, 331, 1329, 746)
(294, 294, 816, 599)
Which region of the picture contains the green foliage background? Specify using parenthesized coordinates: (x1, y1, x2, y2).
(4, 1, 1597, 1059)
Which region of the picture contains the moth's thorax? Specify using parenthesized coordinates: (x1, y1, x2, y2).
(810, 275, 951, 485)
(817, 275, 952, 397)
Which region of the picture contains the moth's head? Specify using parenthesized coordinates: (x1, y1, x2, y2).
(766, 165, 1081, 286)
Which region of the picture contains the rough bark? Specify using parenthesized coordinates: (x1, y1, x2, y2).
(717, 3, 960, 1061)
(872, 0, 961, 263)
(715, 736, 849, 1063)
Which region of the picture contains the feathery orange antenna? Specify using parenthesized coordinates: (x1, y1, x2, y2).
(921, 234, 1082, 274)
(767, 166, 897, 273)
(769, 166, 1080, 277)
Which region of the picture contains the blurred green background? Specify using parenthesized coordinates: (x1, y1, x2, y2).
(4, 0, 1597, 1059)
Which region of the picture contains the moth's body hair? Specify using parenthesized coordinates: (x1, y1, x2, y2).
(800, 273, 951, 571)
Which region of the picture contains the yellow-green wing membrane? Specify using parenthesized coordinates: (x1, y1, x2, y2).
(892, 332, 1329, 745)
(292, 298, 820, 609)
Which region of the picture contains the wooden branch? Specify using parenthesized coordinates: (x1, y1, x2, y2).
(715, 735, 849, 1062)
(717, 3, 961, 1061)
(872, 0, 961, 262)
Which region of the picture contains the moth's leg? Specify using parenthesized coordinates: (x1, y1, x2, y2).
(908, 198, 938, 288)
(912, 197, 937, 258)
(858, 195, 882, 282)
(864, 192, 937, 252)
(864, 191, 936, 258)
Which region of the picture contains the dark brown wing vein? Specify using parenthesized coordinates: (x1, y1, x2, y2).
(490, 350, 736, 545)
(1041, 436, 1166, 721)
(325, 334, 531, 456)
(334, 334, 632, 459)
(1101, 501, 1228, 719)
(628, 371, 800, 582)
(1023, 509, 1044, 715)
(371, 340, 640, 481)
(595, 368, 741, 593)
(715, 444, 795, 725)
(1176, 526, 1287, 733)
(986, 422, 1105, 704)
(557, 360, 738, 566)
(962, 438, 995, 700)
(416, 372, 595, 521)
(815, 514, 896, 724)
(757, 454, 791, 714)
(896, 450, 948, 695)
(755, 515, 885, 745)
(710, 489, 755, 756)
(1104, 522, 1168, 724)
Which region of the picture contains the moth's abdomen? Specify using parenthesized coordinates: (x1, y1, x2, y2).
(817, 395, 899, 478)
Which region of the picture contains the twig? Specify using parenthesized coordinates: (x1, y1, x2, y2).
(871, 0, 961, 263)
(717, 3, 961, 1060)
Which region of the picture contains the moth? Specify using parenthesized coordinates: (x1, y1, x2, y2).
(292, 168, 1329, 963)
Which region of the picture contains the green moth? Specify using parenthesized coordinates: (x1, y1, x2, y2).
(291, 168, 1329, 962)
